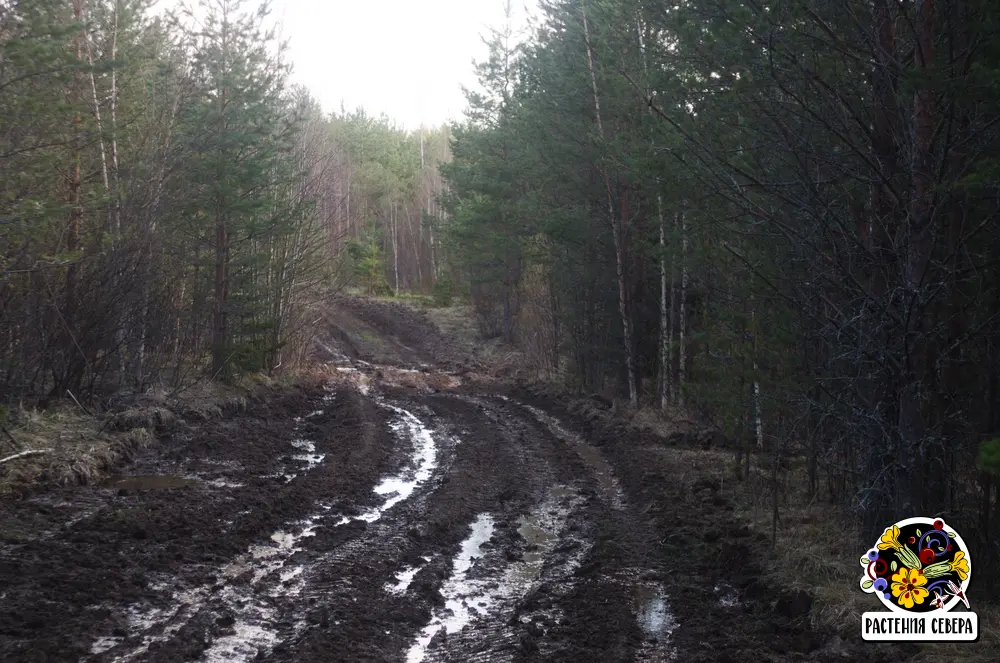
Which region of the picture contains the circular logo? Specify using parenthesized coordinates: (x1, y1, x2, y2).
(860, 517, 971, 613)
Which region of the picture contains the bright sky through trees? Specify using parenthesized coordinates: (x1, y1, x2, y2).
(155, 0, 537, 129)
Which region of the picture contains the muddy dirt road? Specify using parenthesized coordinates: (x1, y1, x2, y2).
(1, 297, 831, 663)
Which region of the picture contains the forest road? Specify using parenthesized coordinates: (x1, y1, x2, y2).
(0, 296, 771, 663)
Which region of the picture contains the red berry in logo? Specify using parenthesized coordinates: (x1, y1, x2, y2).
(933, 519, 944, 530)
(919, 548, 936, 564)
(908, 536, 916, 544)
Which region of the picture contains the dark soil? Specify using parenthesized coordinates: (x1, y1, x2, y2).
(509, 385, 908, 663)
(0, 296, 899, 663)
(316, 294, 471, 371)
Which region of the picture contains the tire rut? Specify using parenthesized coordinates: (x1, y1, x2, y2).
(2, 357, 677, 663)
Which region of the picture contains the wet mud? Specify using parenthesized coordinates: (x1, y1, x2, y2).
(0, 297, 863, 663)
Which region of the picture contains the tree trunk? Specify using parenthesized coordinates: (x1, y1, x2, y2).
(898, 0, 937, 515)
(212, 212, 229, 377)
(409, 207, 422, 289)
(549, 263, 560, 370)
(581, 0, 637, 407)
(429, 222, 437, 281)
(859, 0, 904, 536)
(677, 210, 688, 407)
(65, 0, 85, 381)
(212, 71, 230, 378)
(109, 0, 121, 235)
(668, 232, 676, 403)
(392, 202, 399, 292)
(84, 18, 109, 197)
(612, 208, 637, 407)
(659, 197, 669, 410)
(751, 292, 763, 450)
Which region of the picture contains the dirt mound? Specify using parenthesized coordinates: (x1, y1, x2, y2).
(0, 386, 397, 662)
(511, 385, 901, 663)
(320, 294, 472, 370)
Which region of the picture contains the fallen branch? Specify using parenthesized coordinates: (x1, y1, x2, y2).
(67, 389, 94, 417)
(0, 449, 52, 464)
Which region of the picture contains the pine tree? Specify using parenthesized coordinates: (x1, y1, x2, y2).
(440, 6, 530, 342)
(175, 0, 300, 378)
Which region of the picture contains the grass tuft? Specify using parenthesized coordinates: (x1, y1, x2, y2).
(1, 371, 305, 498)
(725, 454, 1000, 661)
(0, 406, 148, 497)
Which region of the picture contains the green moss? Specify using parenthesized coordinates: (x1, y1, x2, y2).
(977, 438, 1000, 473)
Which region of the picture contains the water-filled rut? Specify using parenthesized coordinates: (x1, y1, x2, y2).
(1, 352, 679, 663)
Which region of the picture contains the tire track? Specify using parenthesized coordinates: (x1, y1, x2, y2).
(4, 321, 679, 663)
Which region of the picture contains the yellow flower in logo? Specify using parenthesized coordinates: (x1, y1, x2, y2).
(949, 552, 969, 581)
(878, 525, 902, 551)
(891, 567, 929, 609)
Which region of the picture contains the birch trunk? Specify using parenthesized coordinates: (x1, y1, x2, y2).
(392, 202, 399, 292)
(172, 280, 185, 368)
(429, 222, 437, 281)
(84, 26, 109, 195)
(409, 208, 422, 287)
(636, 12, 669, 410)
(581, 0, 637, 407)
(81, 6, 123, 381)
(109, 0, 121, 234)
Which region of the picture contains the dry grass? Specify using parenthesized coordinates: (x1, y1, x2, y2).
(910, 608, 1000, 661)
(571, 382, 1000, 659)
(723, 454, 1000, 661)
(0, 372, 298, 498)
(628, 405, 699, 438)
(161, 379, 251, 419)
(1, 407, 153, 497)
(422, 303, 556, 380)
(728, 467, 877, 630)
(644, 440, 1000, 659)
(423, 304, 479, 353)
(106, 404, 177, 432)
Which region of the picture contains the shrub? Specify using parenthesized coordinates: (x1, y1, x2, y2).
(432, 277, 455, 307)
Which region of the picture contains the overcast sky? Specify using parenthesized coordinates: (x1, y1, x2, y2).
(155, 0, 537, 130)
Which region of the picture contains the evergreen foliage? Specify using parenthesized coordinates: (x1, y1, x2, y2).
(0, 0, 447, 392)
(439, 0, 1000, 586)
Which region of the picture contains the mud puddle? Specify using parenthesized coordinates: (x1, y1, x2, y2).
(290, 438, 325, 468)
(406, 513, 496, 663)
(97, 394, 446, 662)
(387, 556, 434, 595)
(338, 403, 439, 526)
(635, 583, 676, 640)
(102, 475, 197, 491)
(404, 485, 584, 662)
(514, 485, 578, 583)
(103, 474, 248, 492)
(715, 582, 741, 608)
(261, 418, 329, 483)
(629, 580, 678, 662)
